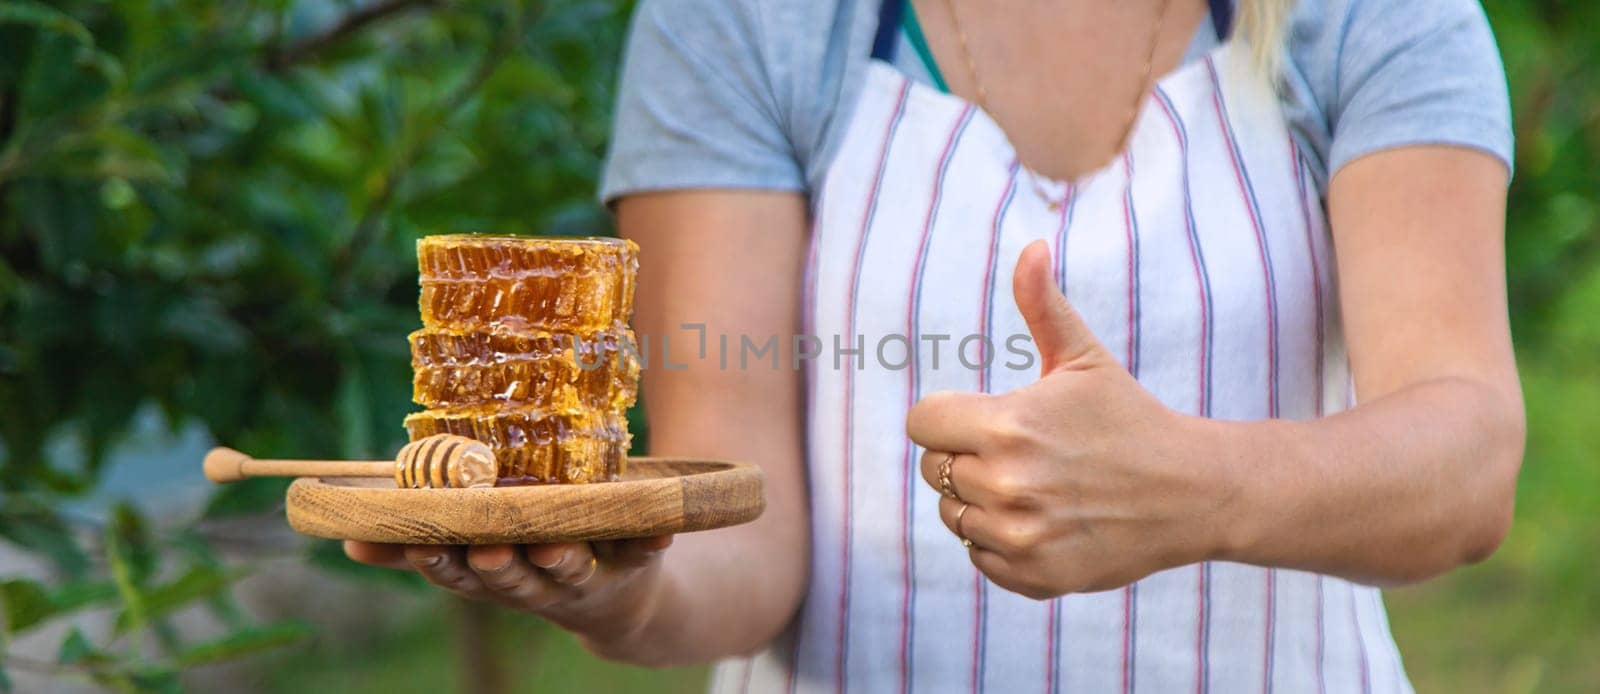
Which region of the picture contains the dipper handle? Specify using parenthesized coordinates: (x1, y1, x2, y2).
(203, 434, 497, 489)
(202, 447, 393, 483)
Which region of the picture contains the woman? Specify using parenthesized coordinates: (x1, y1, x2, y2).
(349, 0, 1522, 691)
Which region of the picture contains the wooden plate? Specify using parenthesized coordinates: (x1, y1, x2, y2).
(284, 458, 764, 545)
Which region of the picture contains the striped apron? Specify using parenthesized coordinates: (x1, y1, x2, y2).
(712, 2, 1412, 692)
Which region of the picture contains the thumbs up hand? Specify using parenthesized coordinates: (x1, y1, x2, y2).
(907, 240, 1233, 598)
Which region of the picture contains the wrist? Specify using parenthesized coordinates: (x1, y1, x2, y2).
(575, 560, 675, 663)
(1177, 414, 1267, 565)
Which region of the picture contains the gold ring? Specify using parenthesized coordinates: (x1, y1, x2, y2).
(573, 556, 599, 585)
(937, 453, 960, 500)
(955, 502, 974, 548)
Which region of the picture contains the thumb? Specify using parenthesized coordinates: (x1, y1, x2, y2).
(1012, 239, 1107, 375)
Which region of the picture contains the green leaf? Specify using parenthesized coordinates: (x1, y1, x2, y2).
(0, 1, 94, 47)
(0, 503, 91, 579)
(0, 579, 50, 634)
(113, 564, 237, 635)
(20, 126, 173, 184)
(88, 126, 172, 184)
(55, 627, 105, 666)
(1, 578, 119, 635)
(0, 1, 124, 88)
(56, 628, 88, 663)
(50, 580, 119, 616)
(173, 621, 311, 668)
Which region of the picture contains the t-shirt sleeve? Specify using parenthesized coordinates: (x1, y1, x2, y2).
(1321, 0, 1513, 177)
(599, 0, 804, 204)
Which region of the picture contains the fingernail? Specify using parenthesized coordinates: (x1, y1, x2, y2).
(533, 548, 568, 569)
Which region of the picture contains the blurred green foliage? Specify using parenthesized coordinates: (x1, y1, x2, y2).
(1380, 4, 1600, 693)
(255, 601, 705, 694)
(0, 0, 631, 690)
(0, 0, 623, 481)
(0, 0, 1594, 692)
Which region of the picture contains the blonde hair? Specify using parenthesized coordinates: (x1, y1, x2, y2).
(1235, 0, 1295, 76)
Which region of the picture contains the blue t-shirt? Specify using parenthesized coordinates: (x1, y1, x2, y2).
(600, 0, 1511, 203)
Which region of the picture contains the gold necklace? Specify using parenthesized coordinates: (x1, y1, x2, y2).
(940, 0, 1173, 211)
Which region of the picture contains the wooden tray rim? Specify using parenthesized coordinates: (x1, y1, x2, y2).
(284, 457, 764, 545)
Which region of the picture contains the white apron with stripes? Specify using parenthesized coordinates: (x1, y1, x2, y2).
(713, 41, 1412, 694)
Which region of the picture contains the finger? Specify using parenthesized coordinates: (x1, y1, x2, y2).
(917, 449, 946, 492)
(1012, 239, 1107, 375)
(917, 450, 982, 503)
(936, 496, 1010, 553)
(406, 545, 490, 598)
(344, 541, 412, 570)
(940, 495, 1050, 559)
(919, 448, 1016, 509)
(467, 544, 560, 608)
(598, 535, 674, 569)
(968, 547, 1049, 599)
(525, 542, 568, 570)
(528, 543, 599, 587)
(906, 390, 999, 453)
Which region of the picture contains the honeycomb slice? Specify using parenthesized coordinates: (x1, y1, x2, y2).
(409, 327, 640, 411)
(417, 235, 637, 332)
(402, 406, 630, 484)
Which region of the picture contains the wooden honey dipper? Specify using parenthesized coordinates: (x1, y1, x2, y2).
(203, 434, 498, 489)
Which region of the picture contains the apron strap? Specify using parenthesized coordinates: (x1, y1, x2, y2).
(872, 0, 1234, 60)
(871, 0, 906, 61)
(1207, 0, 1234, 40)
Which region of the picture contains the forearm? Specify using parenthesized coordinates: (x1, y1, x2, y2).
(582, 190, 812, 666)
(1204, 375, 1524, 585)
(1202, 147, 1525, 585)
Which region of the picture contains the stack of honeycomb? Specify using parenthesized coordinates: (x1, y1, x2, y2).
(402, 235, 640, 484)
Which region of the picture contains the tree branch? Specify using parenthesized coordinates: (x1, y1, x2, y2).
(456, 599, 508, 694)
(265, 0, 444, 71)
(0, 85, 17, 217)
